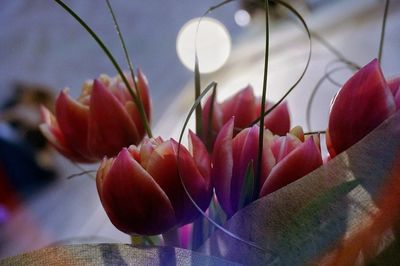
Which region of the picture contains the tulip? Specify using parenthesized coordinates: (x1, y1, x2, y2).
(96, 132, 212, 235)
(202, 85, 290, 147)
(327, 59, 397, 157)
(212, 119, 322, 217)
(39, 70, 151, 163)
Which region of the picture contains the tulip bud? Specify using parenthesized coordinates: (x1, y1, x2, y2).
(327, 59, 396, 157)
(40, 70, 151, 162)
(96, 132, 212, 235)
(202, 85, 290, 147)
(212, 119, 322, 217)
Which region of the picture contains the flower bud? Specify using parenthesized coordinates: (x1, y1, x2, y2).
(40, 70, 151, 162)
(327, 59, 396, 157)
(212, 119, 322, 217)
(96, 132, 212, 235)
(202, 85, 290, 146)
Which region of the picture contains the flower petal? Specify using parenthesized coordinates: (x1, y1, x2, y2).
(202, 92, 223, 145)
(221, 85, 257, 130)
(212, 118, 235, 216)
(259, 136, 322, 197)
(327, 59, 396, 156)
(40, 106, 92, 162)
(145, 141, 187, 224)
(270, 133, 301, 163)
(137, 68, 152, 122)
(230, 126, 275, 214)
(171, 139, 213, 225)
(88, 80, 141, 157)
(55, 90, 93, 161)
(98, 148, 176, 235)
(263, 101, 291, 136)
(188, 130, 211, 185)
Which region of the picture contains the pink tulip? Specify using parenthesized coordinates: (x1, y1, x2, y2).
(202, 85, 290, 146)
(327, 59, 397, 157)
(96, 132, 212, 235)
(212, 119, 322, 217)
(40, 70, 151, 163)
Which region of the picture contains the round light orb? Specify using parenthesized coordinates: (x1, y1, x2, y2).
(176, 17, 231, 74)
(234, 9, 251, 27)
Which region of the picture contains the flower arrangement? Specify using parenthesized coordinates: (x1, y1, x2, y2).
(3, 0, 398, 265)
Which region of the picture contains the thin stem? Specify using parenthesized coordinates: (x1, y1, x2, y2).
(66, 169, 97, 180)
(105, 0, 152, 137)
(194, 55, 202, 138)
(311, 31, 360, 70)
(256, 0, 270, 193)
(378, 0, 390, 63)
(73, 163, 96, 180)
(251, 0, 312, 126)
(206, 85, 217, 151)
(305, 64, 355, 131)
(304, 130, 326, 136)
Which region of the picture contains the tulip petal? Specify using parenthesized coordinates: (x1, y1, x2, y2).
(327, 59, 396, 156)
(259, 136, 322, 197)
(221, 85, 257, 130)
(145, 141, 190, 224)
(388, 77, 400, 109)
(263, 101, 291, 136)
(202, 92, 223, 145)
(188, 130, 211, 185)
(171, 139, 213, 225)
(98, 148, 176, 235)
(137, 68, 152, 122)
(230, 127, 258, 214)
(230, 126, 275, 214)
(388, 77, 400, 96)
(270, 133, 301, 163)
(88, 80, 141, 157)
(125, 101, 146, 139)
(40, 106, 92, 162)
(55, 90, 94, 161)
(212, 118, 234, 216)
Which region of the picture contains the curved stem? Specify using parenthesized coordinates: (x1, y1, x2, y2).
(256, 0, 270, 193)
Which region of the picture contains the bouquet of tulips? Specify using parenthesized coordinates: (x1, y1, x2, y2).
(33, 0, 400, 265)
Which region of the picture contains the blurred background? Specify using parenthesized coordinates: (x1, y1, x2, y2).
(0, 0, 399, 259)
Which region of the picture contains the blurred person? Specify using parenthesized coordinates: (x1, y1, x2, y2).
(0, 82, 57, 213)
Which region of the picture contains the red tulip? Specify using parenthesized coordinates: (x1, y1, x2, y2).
(96, 132, 212, 235)
(39, 70, 151, 163)
(212, 119, 322, 217)
(202, 85, 290, 146)
(327, 59, 397, 157)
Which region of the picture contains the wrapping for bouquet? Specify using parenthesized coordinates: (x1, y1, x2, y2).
(199, 111, 400, 265)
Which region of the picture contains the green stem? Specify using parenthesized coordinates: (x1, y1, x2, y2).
(104, 0, 152, 138)
(251, 0, 312, 126)
(130, 235, 142, 245)
(378, 0, 390, 63)
(256, 0, 270, 192)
